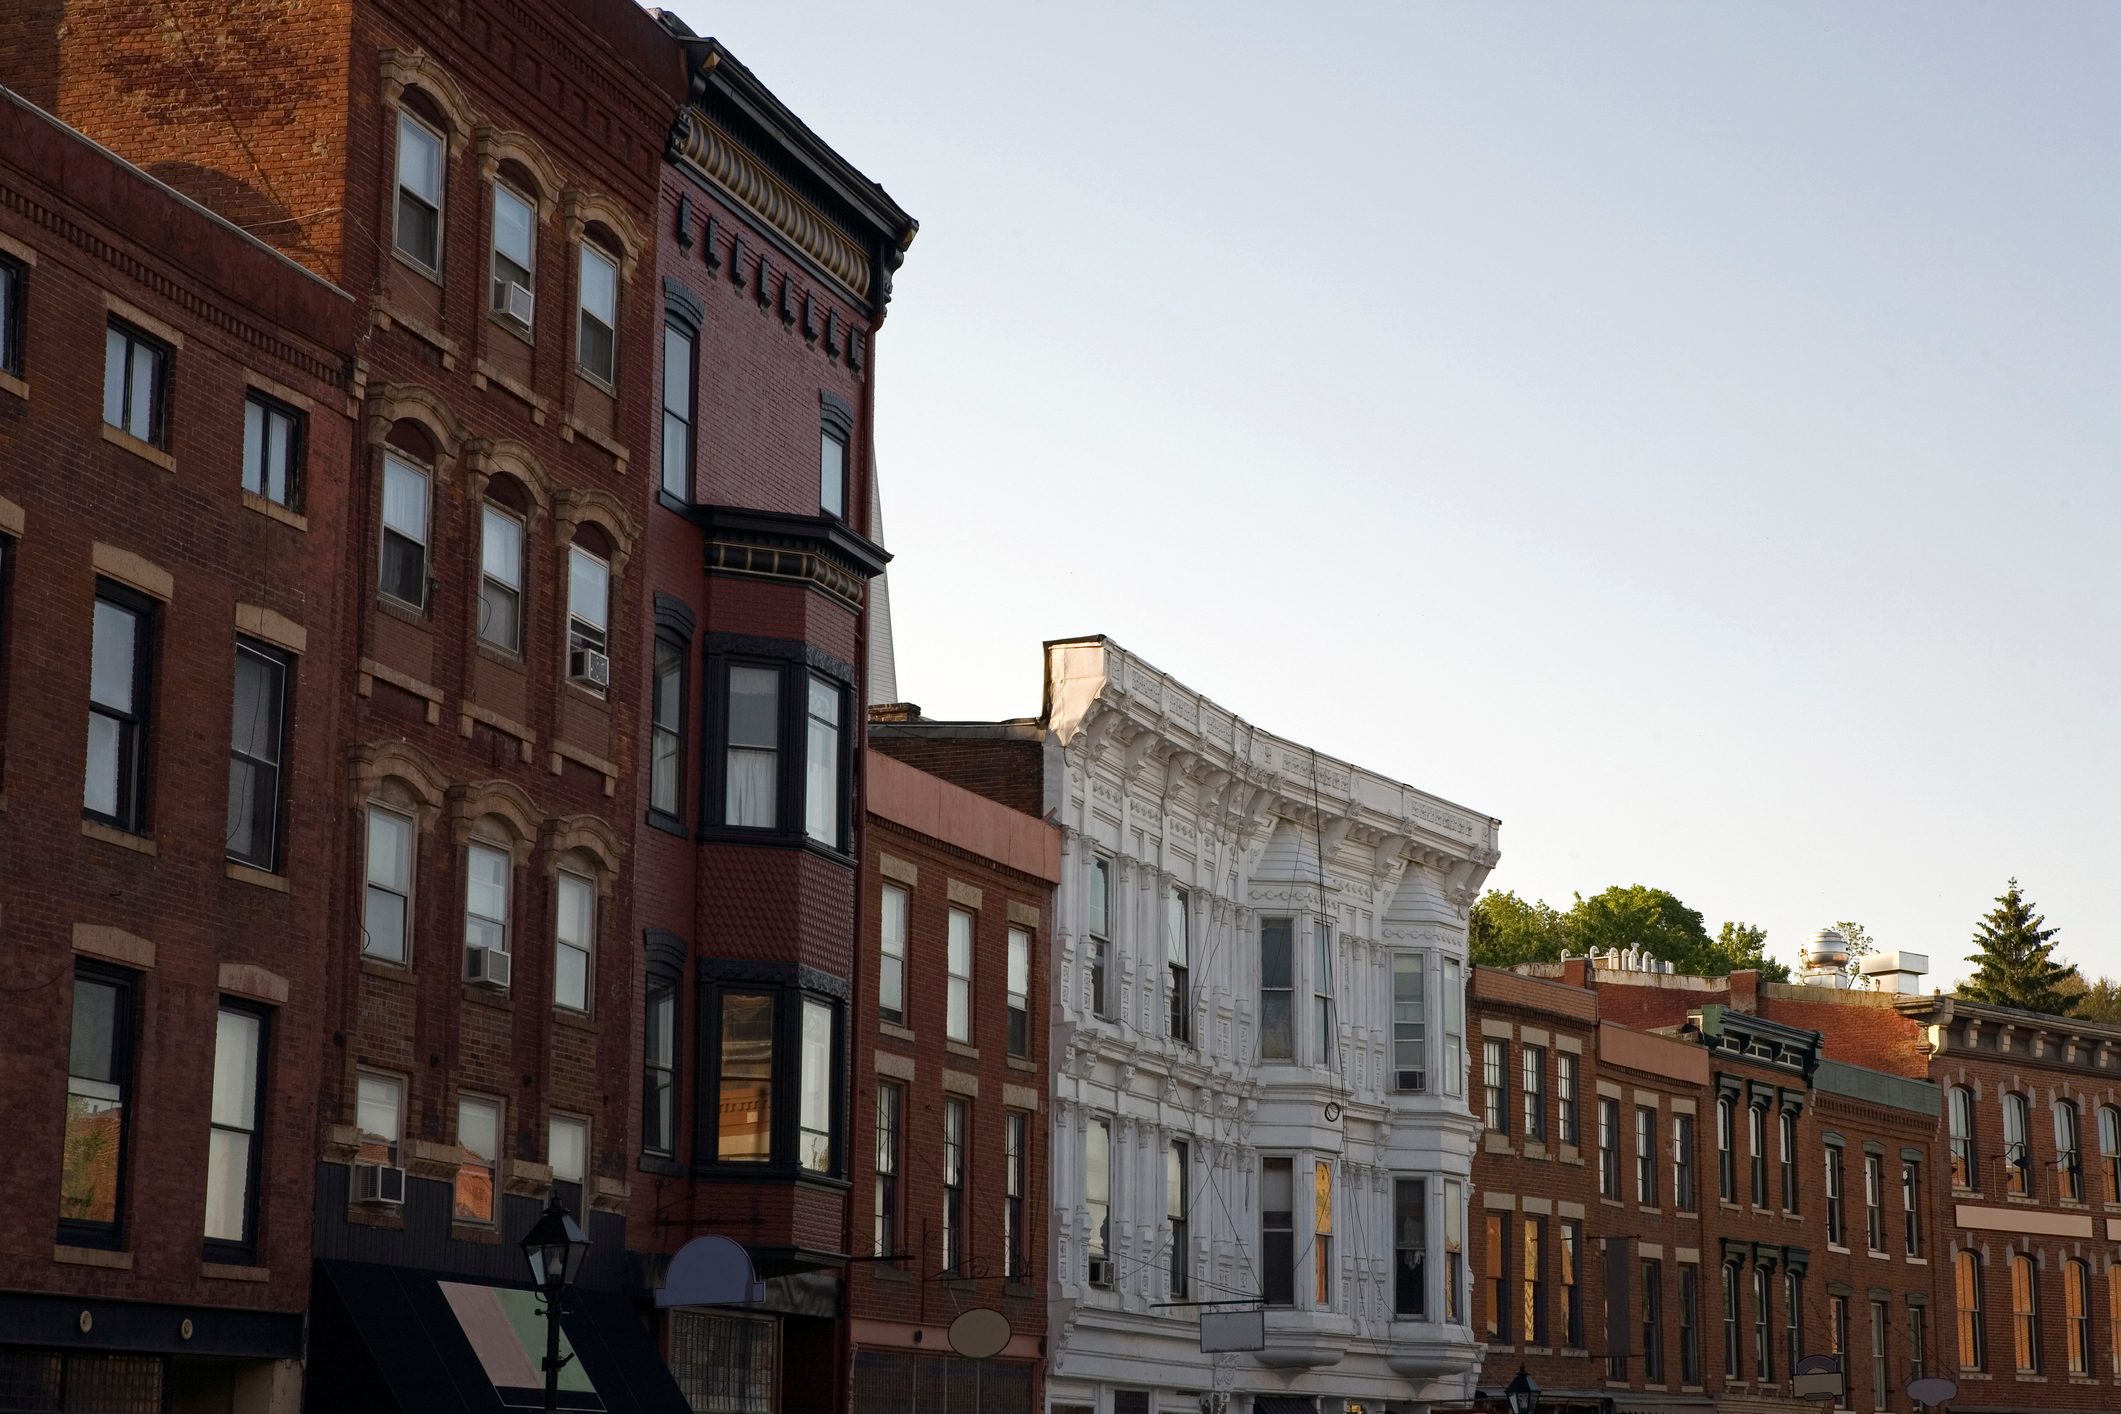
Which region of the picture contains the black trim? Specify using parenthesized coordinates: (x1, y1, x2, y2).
(203, 998, 272, 1265)
(819, 390, 855, 435)
(661, 277, 703, 333)
(241, 388, 307, 511)
(649, 624, 689, 827)
(58, 960, 138, 1251)
(697, 637, 855, 850)
(653, 593, 697, 640)
(0, 1291, 301, 1358)
(86, 578, 157, 835)
(698, 504, 889, 579)
(673, 194, 696, 251)
(0, 253, 23, 377)
(645, 929, 688, 980)
(103, 317, 171, 448)
(227, 636, 292, 873)
(692, 963, 849, 1181)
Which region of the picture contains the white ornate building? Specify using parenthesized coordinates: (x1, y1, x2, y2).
(1040, 638, 1500, 1414)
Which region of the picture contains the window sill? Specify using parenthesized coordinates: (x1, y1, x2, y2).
(946, 1040, 980, 1061)
(54, 1244, 131, 1270)
(1827, 1243, 1850, 1255)
(82, 819, 155, 855)
(659, 489, 693, 517)
(241, 491, 307, 531)
(474, 357, 550, 422)
(372, 598, 432, 630)
(646, 809, 688, 839)
(638, 1153, 684, 1178)
(879, 1021, 915, 1043)
(1600, 1197, 1624, 1209)
(101, 423, 174, 472)
(1006, 1056, 1039, 1074)
(463, 982, 512, 1009)
(360, 956, 413, 982)
(202, 1261, 269, 1282)
(555, 1008, 598, 1033)
(0, 369, 26, 400)
(2015, 1373, 2048, 1383)
(226, 861, 289, 893)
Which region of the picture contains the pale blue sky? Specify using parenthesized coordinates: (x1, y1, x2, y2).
(673, 3, 2120, 987)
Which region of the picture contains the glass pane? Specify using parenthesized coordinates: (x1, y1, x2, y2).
(800, 999, 832, 1172)
(466, 843, 509, 924)
(807, 674, 840, 726)
(726, 749, 777, 828)
(265, 407, 291, 504)
(556, 944, 588, 1011)
(482, 507, 522, 587)
(69, 980, 119, 1084)
(103, 327, 126, 427)
(652, 728, 680, 814)
(63, 1089, 124, 1225)
(382, 458, 427, 541)
(84, 715, 121, 818)
(551, 1117, 586, 1183)
(367, 808, 411, 890)
(663, 325, 692, 415)
(1008, 928, 1029, 996)
(806, 708, 838, 844)
(363, 887, 407, 961)
(557, 873, 594, 946)
(204, 1128, 250, 1242)
(819, 431, 845, 517)
(243, 399, 265, 495)
(728, 666, 779, 748)
(578, 314, 614, 382)
(492, 186, 534, 271)
(91, 600, 137, 712)
(126, 344, 156, 439)
(479, 580, 519, 651)
(459, 1099, 498, 1163)
(397, 194, 438, 265)
(211, 1010, 261, 1129)
(655, 642, 682, 728)
(231, 649, 282, 761)
(1260, 925, 1292, 988)
(569, 546, 608, 631)
(578, 246, 617, 322)
(718, 993, 775, 1161)
(398, 114, 442, 201)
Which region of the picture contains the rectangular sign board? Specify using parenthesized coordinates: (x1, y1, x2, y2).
(1200, 1308, 1266, 1354)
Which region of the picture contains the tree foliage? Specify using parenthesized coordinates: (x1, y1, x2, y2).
(1959, 878, 2080, 1016)
(1833, 920, 1877, 989)
(1469, 884, 1789, 982)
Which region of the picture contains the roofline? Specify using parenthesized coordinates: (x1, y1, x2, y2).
(1897, 992, 2121, 1043)
(2, 85, 352, 302)
(679, 37, 916, 251)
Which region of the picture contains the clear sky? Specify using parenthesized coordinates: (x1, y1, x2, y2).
(670, 2, 2120, 987)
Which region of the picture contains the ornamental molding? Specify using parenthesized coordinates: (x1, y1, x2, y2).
(668, 111, 871, 303)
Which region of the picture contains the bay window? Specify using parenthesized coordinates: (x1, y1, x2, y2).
(1394, 1177, 1426, 1318)
(1392, 953, 1426, 1091)
(717, 993, 774, 1163)
(803, 673, 842, 846)
(798, 998, 833, 1172)
(1260, 918, 1293, 1060)
(698, 966, 845, 1177)
(707, 644, 852, 850)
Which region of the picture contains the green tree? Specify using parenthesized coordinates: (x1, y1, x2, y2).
(1959, 878, 2080, 1015)
(1834, 920, 1877, 989)
(1469, 890, 1570, 968)
(2058, 975, 2121, 1025)
(1566, 885, 1716, 973)
(1710, 920, 1791, 983)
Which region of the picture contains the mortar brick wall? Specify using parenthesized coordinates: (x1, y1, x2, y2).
(0, 89, 356, 1328)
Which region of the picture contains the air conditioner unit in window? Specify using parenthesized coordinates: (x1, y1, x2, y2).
(353, 1161, 406, 1206)
(1086, 1256, 1114, 1288)
(493, 280, 534, 326)
(465, 945, 512, 989)
(569, 648, 610, 689)
(1396, 1068, 1427, 1092)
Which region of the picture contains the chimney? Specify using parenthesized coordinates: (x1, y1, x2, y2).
(1728, 970, 1760, 1013)
(1563, 957, 1591, 989)
(868, 702, 923, 724)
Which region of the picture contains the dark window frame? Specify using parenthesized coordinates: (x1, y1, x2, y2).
(86, 579, 156, 835)
(699, 636, 856, 860)
(226, 637, 291, 872)
(103, 318, 170, 448)
(1006, 1110, 1029, 1283)
(659, 294, 699, 510)
(819, 391, 854, 521)
(874, 1080, 903, 1257)
(0, 254, 24, 378)
(242, 390, 305, 510)
(60, 960, 137, 1251)
(203, 998, 271, 1265)
(692, 960, 849, 1184)
(641, 931, 686, 1165)
(1394, 1177, 1428, 1319)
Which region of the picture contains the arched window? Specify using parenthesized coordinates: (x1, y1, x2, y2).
(1949, 1085, 1977, 1190)
(2101, 1105, 2121, 1203)
(2010, 1253, 2039, 1373)
(478, 474, 529, 654)
(394, 102, 448, 274)
(565, 524, 612, 691)
(2003, 1093, 2031, 1197)
(2055, 1101, 2084, 1202)
(1955, 1249, 1985, 1371)
(2064, 1258, 2089, 1374)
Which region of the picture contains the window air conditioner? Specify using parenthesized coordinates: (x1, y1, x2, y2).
(1086, 1256, 1114, 1287)
(1397, 1068, 1428, 1092)
(465, 945, 513, 989)
(570, 648, 611, 689)
(353, 1161, 407, 1206)
(494, 280, 534, 326)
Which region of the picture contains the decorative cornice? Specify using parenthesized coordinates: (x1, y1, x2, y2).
(696, 504, 889, 609)
(667, 111, 871, 303)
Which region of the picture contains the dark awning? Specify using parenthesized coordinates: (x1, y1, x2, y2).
(310, 1261, 688, 1414)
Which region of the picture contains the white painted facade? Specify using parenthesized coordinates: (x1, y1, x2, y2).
(1041, 639, 1500, 1414)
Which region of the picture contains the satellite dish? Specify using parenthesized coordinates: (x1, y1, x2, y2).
(947, 1308, 1012, 1360)
(1906, 1376, 1958, 1409)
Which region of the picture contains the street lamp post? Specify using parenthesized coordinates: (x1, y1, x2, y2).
(520, 1193, 591, 1413)
(1504, 1365, 1540, 1414)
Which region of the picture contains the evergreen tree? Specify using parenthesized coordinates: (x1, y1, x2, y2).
(1959, 878, 2081, 1015)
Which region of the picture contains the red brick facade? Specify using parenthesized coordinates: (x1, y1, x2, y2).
(849, 747, 1058, 1412)
(0, 86, 357, 1401)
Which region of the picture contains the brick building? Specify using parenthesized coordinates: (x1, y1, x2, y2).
(1469, 957, 1951, 1414)
(847, 743, 1060, 1411)
(1897, 995, 2121, 1414)
(623, 22, 917, 1414)
(0, 86, 356, 1411)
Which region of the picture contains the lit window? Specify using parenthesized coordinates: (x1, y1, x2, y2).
(394, 111, 445, 271)
(717, 992, 773, 1162)
(1314, 1161, 1334, 1307)
(379, 454, 429, 609)
(490, 184, 535, 327)
(576, 244, 618, 385)
(204, 1005, 267, 1257)
(1956, 1250, 1985, 1371)
(478, 505, 523, 652)
(454, 1096, 500, 1225)
(61, 965, 135, 1248)
(242, 393, 302, 508)
(362, 805, 414, 962)
(554, 870, 593, 1012)
(2011, 1253, 2039, 1372)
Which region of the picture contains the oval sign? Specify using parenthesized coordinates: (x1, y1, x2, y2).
(947, 1307, 1012, 1360)
(1906, 1377, 1958, 1407)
